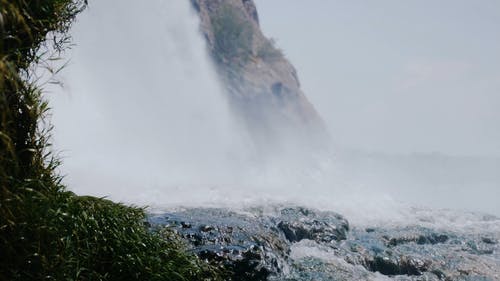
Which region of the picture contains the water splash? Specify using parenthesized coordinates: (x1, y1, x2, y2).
(48, 0, 500, 224)
(50, 0, 252, 200)
(49, 0, 322, 204)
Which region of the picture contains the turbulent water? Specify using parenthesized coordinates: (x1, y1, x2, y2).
(48, 0, 500, 229)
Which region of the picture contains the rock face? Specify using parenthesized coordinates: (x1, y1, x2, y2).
(149, 206, 500, 280)
(191, 0, 328, 151)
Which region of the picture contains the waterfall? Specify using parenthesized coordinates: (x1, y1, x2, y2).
(49, 0, 330, 207)
(50, 0, 254, 204)
(48, 0, 500, 221)
(47, 0, 402, 217)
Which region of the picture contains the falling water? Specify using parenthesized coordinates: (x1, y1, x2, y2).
(48, 0, 500, 228)
(50, 0, 253, 202)
(49, 0, 324, 208)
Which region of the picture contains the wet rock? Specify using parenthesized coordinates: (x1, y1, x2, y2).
(365, 255, 428, 276)
(417, 233, 449, 245)
(386, 231, 449, 247)
(365, 227, 376, 233)
(276, 207, 349, 243)
(481, 237, 497, 244)
(149, 208, 289, 280)
(199, 224, 215, 232)
(339, 226, 500, 280)
(464, 239, 495, 255)
(147, 206, 500, 281)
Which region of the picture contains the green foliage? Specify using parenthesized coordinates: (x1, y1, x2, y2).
(1, 4, 87, 272)
(0, 1, 221, 280)
(210, 3, 253, 67)
(0, 0, 85, 198)
(2, 188, 221, 280)
(61, 194, 222, 280)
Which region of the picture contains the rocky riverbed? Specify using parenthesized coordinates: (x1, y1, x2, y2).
(148, 206, 500, 280)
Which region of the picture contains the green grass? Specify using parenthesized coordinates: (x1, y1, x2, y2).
(2, 186, 221, 280)
(0, 1, 221, 280)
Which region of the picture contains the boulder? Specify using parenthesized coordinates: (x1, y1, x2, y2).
(275, 207, 349, 243)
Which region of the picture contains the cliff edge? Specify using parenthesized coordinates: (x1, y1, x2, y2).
(192, 0, 328, 151)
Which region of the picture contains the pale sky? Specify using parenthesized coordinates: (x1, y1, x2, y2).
(255, 0, 500, 157)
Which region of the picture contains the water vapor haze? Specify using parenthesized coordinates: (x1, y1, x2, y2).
(49, 0, 500, 223)
(50, 0, 327, 208)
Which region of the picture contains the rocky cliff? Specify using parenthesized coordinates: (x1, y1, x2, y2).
(191, 0, 328, 151)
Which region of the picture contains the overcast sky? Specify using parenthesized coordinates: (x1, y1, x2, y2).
(254, 0, 500, 157)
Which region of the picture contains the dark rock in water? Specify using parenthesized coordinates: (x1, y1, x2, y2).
(365, 255, 427, 276)
(385, 230, 449, 247)
(180, 221, 191, 228)
(148, 206, 500, 280)
(275, 207, 349, 243)
(481, 237, 497, 245)
(149, 208, 290, 280)
(335, 225, 500, 280)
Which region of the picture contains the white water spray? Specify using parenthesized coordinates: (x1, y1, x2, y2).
(50, 0, 325, 206)
(51, 0, 250, 201)
(48, 0, 500, 227)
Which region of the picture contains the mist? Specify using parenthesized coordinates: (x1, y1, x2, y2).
(50, 0, 244, 199)
(48, 0, 500, 224)
(255, 0, 500, 216)
(49, 0, 328, 209)
(255, 0, 500, 157)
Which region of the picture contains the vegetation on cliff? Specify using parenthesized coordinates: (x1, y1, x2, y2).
(210, 3, 254, 66)
(209, 3, 282, 68)
(0, 1, 219, 280)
